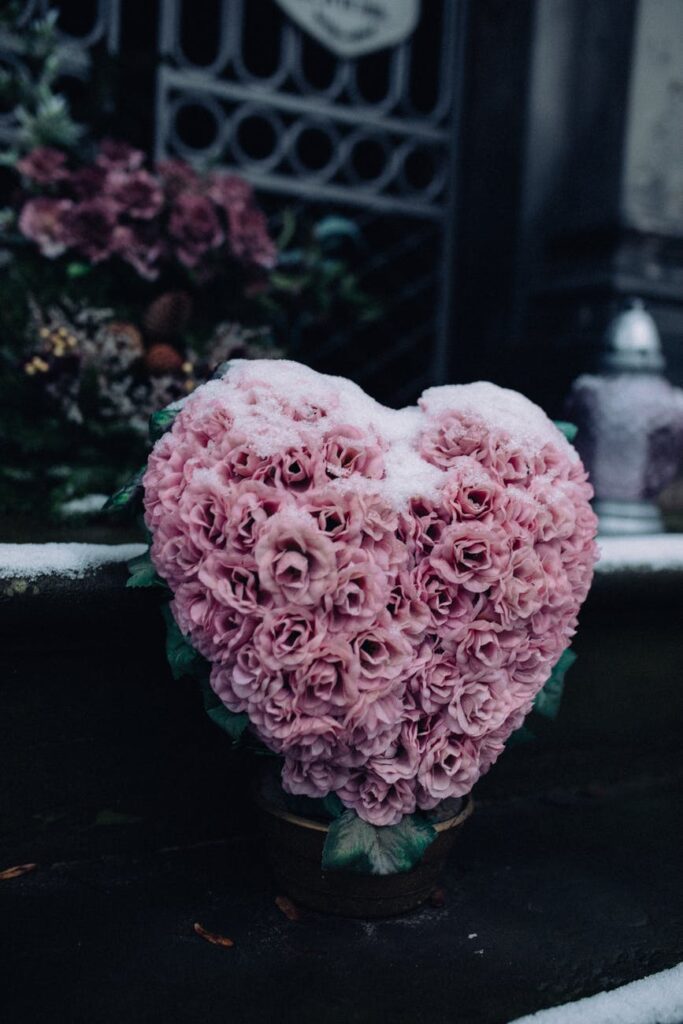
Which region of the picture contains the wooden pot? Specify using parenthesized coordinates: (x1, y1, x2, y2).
(255, 791, 473, 919)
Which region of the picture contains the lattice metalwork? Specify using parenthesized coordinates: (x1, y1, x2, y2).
(156, 0, 467, 403)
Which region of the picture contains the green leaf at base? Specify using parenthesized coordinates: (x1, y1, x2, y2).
(322, 810, 437, 876)
(198, 674, 249, 742)
(162, 604, 204, 681)
(102, 467, 145, 514)
(149, 406, 180, 444)
(553, 420, 578, 443)
(534, 647, 577, 721)
(126, 549, 167, 590)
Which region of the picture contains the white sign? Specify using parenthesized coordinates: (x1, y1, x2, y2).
(275, 0, 420, 59)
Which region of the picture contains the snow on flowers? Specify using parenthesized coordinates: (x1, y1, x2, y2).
(143, 360, 598, 826)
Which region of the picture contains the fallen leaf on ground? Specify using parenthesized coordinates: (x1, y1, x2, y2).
(0, 863, 37, 880)
(275, 895, 301, 921)
(193, 922, 234, 947)
(429, 887, 447, 908)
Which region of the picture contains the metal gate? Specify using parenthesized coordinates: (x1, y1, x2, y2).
(3, 0, 467, 405)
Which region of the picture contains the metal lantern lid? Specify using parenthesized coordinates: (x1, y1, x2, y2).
(600, 299, 665, 373)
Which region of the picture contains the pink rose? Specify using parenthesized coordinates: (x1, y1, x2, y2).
(289, 640, 358, 715)
(338, 771, 416, 826)
(326, 551, 388, 628)
(282, 757, 350, 799)
(494, 545, 546, 624)
(172, 584, 255, 663)
(441, 458, 506, 522)
(17, 146, 68, 184)
(198, 554, 261, 614)
(399, 495, 448, 556)
(112, 224, 162, 280)
(253, 607, 324, 671)
(351, 620, 413, 688)
(417, 734, 478, 806)
(96, 138, 145, 171)
(107, 168, 164, 219)
(431, 522, 511, 593)
(303, 488, 363, 544)
(419, 410, 492, 469)
(224, 482, 290, 554)
(63, 198, 118, 262)
(169, 192, 224, 268)
(415, 557, 485, 631)
(386, 570, 431, 639)
(18, 197, 72, 258)
(209, 173, 277, 269)
(322, 426, 385, 480)
(151, 516, 204, 587)
(156, 159, 202, 197)
(447, 670, 511, 737)
(409, 651, 460, 714)
(177, 479, 231, 552)
(255, 512, 338, 605)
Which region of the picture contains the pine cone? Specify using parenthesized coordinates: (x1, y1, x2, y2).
(145, 343, 184, 376)
(143, 291, 193, 342)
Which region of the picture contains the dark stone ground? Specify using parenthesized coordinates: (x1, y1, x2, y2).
(1, 562, 682, 1023)
(1, 778, 681, 1024)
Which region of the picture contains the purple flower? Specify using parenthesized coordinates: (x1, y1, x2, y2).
(210, 173, 276, 269)
(67, 165, 108, 200)
(96, 137, 145, 171)
(107, 169, 164, 220)
(169, 192, 224, 268)
(18, 197, 73, 257)
(157, 159, 202, 198)
(112, 224, 162, 280)
(17, 147, 68, 185)
(63, 198, 118, 263)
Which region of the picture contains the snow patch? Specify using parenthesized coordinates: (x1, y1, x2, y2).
(59, 493, 109, 516)
(508, 962, 683, 1024)
(0, 543, 147, 580)
(596, 534, 683, 572)
(180, 359, 567, 512)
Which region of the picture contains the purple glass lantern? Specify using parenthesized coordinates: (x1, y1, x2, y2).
(567, 300, 683, 535)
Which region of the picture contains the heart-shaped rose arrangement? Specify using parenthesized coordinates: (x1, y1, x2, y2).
(143, 360, 597, 830)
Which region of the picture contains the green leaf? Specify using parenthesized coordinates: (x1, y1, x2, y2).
(554, 420, 578, 443)
(313, 216, 360, 245)
(149, 406, 179, 444)
(162, 604, 204, 681)
(66, 261, 90, 279)
(198, 673, 249, 742)
(534, 648, 577, 721)
(321, 793, 344, 819)
(102, 466, 145, 514)
(125, 549, 167, 590)
(322, 810, 437, 876)
(276, 207, 297, 251)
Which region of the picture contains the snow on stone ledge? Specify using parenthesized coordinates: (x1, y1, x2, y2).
(0, 543, 147, 581)
(596, 534, 683, 573)
(508, 961, 683, 1024)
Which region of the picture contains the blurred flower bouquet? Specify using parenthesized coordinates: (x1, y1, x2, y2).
(0, 138, 282, 518)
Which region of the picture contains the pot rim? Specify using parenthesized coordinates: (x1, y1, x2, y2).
(256, 791, 474, 834)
